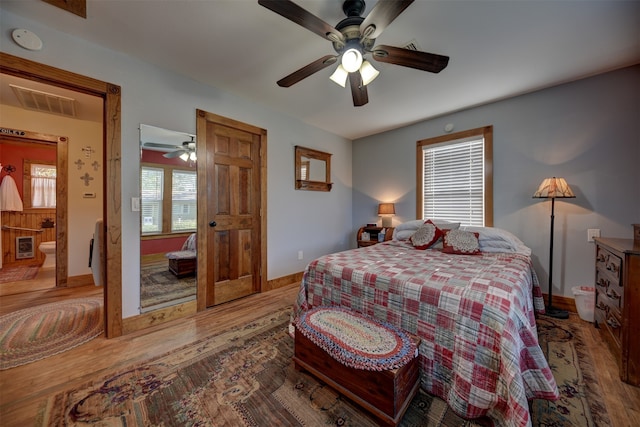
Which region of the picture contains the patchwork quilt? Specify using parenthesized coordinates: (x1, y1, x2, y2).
(293, 240, 559, 427)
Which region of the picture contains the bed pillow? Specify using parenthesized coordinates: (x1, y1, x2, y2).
(460, 226, 531, 256)
(394, 219, 461, 241)
(410, 220, 443, 249)
(442, 229, 481, 255)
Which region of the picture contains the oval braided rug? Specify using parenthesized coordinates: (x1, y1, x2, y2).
(0, 297, 103, 370)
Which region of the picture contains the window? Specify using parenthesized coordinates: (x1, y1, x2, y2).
(141, 165, 197, 235)
(141, 167, 163, 234)
(417, 126, 493, 226)
(171, 170, 197, 231)
(28, 162, 56, 208)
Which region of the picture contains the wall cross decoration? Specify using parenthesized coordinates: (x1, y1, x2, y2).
(74, 159, 85, 170)
(82, 145, 95, 158)
(91, 161, 100, 171)
(80, 172, 94, 186)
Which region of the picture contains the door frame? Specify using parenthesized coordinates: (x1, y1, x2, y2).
(195, 109, 267, 310)
(0, 52, 123, 337)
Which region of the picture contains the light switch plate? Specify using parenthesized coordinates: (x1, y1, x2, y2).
(131, 197, 140, 212)
(587, 228, 600, 242)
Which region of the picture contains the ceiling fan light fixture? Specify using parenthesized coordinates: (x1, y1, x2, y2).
(189, 151, 197, 162)
(341, 48, 363, 73)
(330, 64, 349, 87)
(179, 152, 189, 162)
(360, 60, 379, 86)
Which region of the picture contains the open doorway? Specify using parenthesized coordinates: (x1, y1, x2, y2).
(1, 52, 123, 338)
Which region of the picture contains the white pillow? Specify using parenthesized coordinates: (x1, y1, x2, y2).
(460, 226, 531, 256)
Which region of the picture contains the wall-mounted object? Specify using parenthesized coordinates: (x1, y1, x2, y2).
(41, 218, 55, 228)
(16, 236, 35, 259)
(295, 146, 332, 192)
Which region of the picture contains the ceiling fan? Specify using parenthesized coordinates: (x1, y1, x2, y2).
(258, 0, 449, 107)
(144, 136, 196, 161)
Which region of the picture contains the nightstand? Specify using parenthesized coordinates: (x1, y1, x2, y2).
(357, 226, 395, 248)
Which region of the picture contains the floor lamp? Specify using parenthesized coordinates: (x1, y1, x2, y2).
(533, 177, 575, 319)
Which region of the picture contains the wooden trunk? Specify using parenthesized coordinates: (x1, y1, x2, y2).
(294, 328, 420, 426)
(168, 257, 196, 278)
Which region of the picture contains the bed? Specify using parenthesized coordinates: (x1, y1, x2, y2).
(293, 221, 559, 427)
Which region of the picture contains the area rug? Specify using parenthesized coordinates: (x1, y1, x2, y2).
(0, 264, 39, 284)
(531, 315, 612, 426)
(33, 308, 605, 427)
(140, 262, 196, 308)
(0, 297, 104, 370)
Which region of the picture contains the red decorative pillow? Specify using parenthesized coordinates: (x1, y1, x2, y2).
(442, 229, 481, 255)
(410, 220, 443, 250)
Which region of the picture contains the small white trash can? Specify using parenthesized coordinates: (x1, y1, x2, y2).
(572, 286, 595, 322)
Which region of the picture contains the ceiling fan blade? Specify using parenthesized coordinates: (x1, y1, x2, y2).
(372, 45, 449, 73)
(163, 149, 187, 159)
(144, 142, 180, 149)
(277, 55, 338, 87)
(360, 0, 414, 40)
(349, 72, 368, 107)
(258, 0, 344, 43)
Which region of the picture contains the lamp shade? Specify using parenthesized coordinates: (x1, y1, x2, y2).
(360, 60, 379, 86)
(341, 48, 363, 73)
(378, 203, 396, 215)
(532, 177, 575, 199)
(329, 64, 348, 87)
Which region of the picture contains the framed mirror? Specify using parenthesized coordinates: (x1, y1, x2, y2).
(139, 124, 197, 313)
(295, 145, 332, 191)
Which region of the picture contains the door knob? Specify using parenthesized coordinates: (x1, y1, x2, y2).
(209, 221, 217, 227)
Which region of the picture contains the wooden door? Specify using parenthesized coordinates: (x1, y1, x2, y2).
(196, 110, 267, 307)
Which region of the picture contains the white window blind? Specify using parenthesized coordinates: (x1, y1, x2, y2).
(31, 163, 56, 208)
(422, 138, 484, 226)
(171, 170, 197, 232)
(141, 167, 163, 234)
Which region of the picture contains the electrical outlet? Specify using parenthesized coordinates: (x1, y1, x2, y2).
(298, 250, 303, 260)
(587, 228, 600, 242)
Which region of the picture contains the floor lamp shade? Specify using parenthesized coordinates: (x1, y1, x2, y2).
(533, 177, 575, 319)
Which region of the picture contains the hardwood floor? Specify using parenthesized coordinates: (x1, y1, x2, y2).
(1, 283, 638, 426)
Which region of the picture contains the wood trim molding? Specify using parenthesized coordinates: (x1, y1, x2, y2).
(542, 293, 578, 313)
(1, 52, 123, 338)
(42, 0, 86, 18)
(267, 271, 304, 291)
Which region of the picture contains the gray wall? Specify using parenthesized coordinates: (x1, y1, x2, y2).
(1, 9, 353, 317)
(353, 65, 640, 298)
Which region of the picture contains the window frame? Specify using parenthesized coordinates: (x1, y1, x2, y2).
(416, 125, 493, 226)
(22, 159, 56, 210)
(140, 162, 197, 236)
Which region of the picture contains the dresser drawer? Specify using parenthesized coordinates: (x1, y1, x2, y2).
(596, 246, 622, 284)
(596, 269, 624, 308)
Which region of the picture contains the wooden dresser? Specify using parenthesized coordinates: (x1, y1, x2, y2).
(593, 237, 640, 386)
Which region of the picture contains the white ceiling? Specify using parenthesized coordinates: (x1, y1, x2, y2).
(2, 0, 639, 140)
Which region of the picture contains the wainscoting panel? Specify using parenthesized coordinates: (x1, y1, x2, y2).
(1, 210, 56, 267)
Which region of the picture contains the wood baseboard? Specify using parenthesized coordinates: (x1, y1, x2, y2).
(266, 271, 303, 291)
(543, 293, 577, 313)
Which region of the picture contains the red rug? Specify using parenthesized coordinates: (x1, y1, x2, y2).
(0, 264, 40, 284)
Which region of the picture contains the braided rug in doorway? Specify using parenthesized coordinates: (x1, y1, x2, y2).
(0, 297, 103, 370)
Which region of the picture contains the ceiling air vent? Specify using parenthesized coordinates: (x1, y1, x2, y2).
(10, 84, 77, 118)
(402, 39, 421, 51)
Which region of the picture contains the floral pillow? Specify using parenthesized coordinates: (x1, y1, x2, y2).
(442, 229, 481, 255)
(410, 220, 443, 250)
